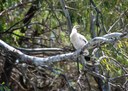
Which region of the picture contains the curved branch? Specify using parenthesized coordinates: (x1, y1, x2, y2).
(0, 32, 127, 66)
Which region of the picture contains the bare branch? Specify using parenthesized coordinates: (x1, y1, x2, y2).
(109, 74, 128, 82)
(83, 32, 127, 50)
(0, 39, 79, 66)
(0, 1, 33, 16)
(16, 47, 63, 52)
(59, 0, 72, 32)
(0, 32, 127, 66)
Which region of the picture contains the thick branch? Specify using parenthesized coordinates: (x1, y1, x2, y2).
(0, 39, 79, 66)
(17, 47, 63, 52)
(83, 32, 127, 50)
(0, 32, 127, 66)
(0, 32, 127, 85)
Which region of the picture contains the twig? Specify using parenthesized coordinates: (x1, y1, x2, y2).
(97, 56, 127, 73)
(108, 13, 124, 32)
(11, 76, 28, 91)
(0, 1, 33, 16)
(90, 0, 107, 34)
(109, 74, 128, 82)
(77, 73, 83, 90)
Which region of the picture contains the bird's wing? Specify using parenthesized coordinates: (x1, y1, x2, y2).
(78, 33, 89, 55)
(78, 33, 88, 44)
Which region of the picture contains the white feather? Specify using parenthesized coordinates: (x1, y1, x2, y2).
(70, 26, 89, 55)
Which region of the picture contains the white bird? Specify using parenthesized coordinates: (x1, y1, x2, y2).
(70, 25, 89, 56)
(70, 26, 101, 87)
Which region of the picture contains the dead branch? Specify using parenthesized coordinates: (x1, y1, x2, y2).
(0, 32, 127, 66)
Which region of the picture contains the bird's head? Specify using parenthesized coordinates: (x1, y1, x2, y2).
(72, 25, 81, 33)
(73, 25, 81, 29)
